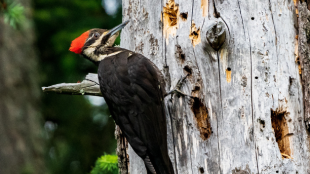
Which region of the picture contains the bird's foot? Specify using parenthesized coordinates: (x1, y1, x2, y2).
(165, 75, 193, 98)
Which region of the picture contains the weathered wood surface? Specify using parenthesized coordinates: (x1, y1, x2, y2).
(121, 0, 310, 173)
(42, 73, 102, 96)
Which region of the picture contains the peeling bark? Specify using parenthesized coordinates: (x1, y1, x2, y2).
(299, 1, 310, 131)
(115, 126, 129, 174)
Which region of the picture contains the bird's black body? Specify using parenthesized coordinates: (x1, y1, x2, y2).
(98, 48, 174, 174)
(69, 21, 174, 174)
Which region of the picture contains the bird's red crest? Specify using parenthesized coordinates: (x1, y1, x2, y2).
(69, 31, 90, 54)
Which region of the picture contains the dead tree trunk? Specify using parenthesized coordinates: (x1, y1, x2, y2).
(120, 0, 310, 173)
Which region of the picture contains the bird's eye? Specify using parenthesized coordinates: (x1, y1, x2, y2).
(94, 32, 100, 38)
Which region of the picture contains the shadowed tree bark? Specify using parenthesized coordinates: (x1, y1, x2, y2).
(0, 0, 45, 173)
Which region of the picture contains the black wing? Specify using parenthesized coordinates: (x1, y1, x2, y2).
(98, 50, 173, 174)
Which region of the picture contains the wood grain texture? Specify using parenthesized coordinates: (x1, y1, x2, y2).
(121, 0, 168, 173)
(121, 0, 310, 173)
(115, 126, 129, 174)
(299, 1, 310, 130)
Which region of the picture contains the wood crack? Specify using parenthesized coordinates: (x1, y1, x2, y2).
(190, 146, 194, 174)
(269, 0, 278, 54)
(216, 51, 223, 174)
(237, 1, 260, 173)
(167, 98, 178, 174)
(248, 15, 260, 174)
(190, 0, 194, 30)
(268, 0, 281, 137)
(190, 0, 203, 81)
(163, 1, 177, 173)
(212, 0, 220, 18)
(163, 0, 168, 68)
(248, 12, 260, 174)
(237, 0, 246, 40)
(201, 18, 206, 33)
(220, 16, 231, 44)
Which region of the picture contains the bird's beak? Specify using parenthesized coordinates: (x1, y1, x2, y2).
(105, 20, 130, 38)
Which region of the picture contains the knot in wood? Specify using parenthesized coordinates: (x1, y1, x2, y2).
(206, 21, 226, 51)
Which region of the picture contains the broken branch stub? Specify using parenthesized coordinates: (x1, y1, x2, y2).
(206, 21, 226, 51)
(42, 73, 102, 96)
(43, 73, 128, 173)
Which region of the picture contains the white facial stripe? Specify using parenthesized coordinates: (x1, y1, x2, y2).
(88, 50, 123, 62)
(91, 33, 105, 47)
(84, 46, 96, 58)
(97, 51, 123, 61)
(83, 31, 122, 62)
(85, 33, 94, 43)
(83, 33, 106, 61)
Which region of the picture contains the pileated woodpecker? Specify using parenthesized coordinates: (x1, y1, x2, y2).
(69, 21, 174, 174)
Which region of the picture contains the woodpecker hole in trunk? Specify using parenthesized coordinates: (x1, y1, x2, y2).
(189, 22, 201, 47)
(163, 0, 179, 41)
(176, 45, 185, 64)
(271, 109, 292, 159)
(191, 97, 212, 140)
(163, 0, 178, 27)
(199, 167, 205, 173)
(258, 119, 265, 132)
(183, 65, 192, 76)
(180, 12, 188, 21)
(191, 85, 201, 98)
(296, 56, 301, 75)
(226, 68, 232, 83)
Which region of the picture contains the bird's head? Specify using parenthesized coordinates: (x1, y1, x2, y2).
(69, 20, 129, 62)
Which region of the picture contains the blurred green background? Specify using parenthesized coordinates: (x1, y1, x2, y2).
(0, 0, 122, 174)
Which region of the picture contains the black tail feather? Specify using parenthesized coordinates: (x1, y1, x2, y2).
(145, 154, 174, 174)
(144, 156, 157, 174)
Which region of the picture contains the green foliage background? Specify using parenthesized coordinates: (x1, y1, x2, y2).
(32, 0, 122, 173)
(90, 154, 118, 174)
(3, 1, 25, 28)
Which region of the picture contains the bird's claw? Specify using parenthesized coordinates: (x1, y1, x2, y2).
(165, 74, 194, 98)
(176, 74, 188, 90)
